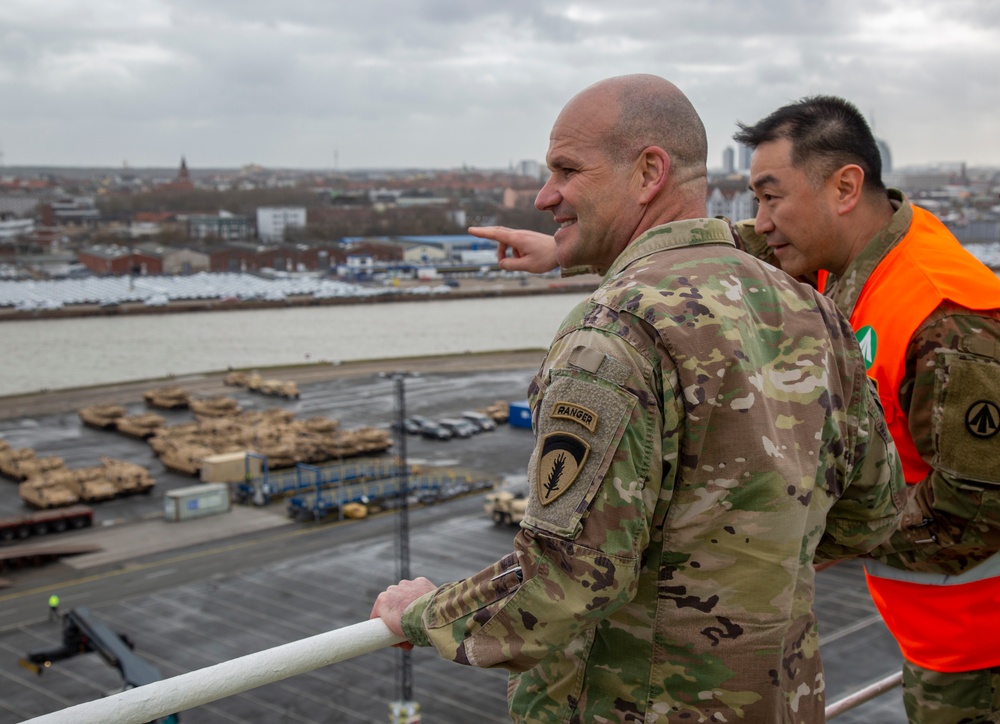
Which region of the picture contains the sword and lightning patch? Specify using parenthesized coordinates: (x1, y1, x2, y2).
(537, 432, 590, 506)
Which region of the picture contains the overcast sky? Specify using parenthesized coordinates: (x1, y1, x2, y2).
(1, 0, 998, 172)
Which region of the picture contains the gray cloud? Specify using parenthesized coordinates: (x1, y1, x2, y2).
(0, 0, 997, 169)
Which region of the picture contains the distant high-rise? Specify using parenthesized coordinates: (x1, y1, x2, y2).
(875, 138, 893, 175)
(737, 143, 752, 172)
(722, 146, 735, 175)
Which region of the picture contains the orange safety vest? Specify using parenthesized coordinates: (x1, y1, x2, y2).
(825, 205, 1000, 672)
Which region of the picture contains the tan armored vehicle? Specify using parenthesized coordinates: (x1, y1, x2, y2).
(4, 454, 66, 482)
(258, 379, 300, 399)
(0, 447, 36, 479)
(115, 412, 166, 440)
(294, 417, 339, 434)
(223, 371, 251, 387)
(355, 427, 393, 454)
(255, 440, 298, 469)
(54, 466, 117, 503)
(100, 457, 156, 494)
(147, 421, 199, 456)
(0, 438, 9, 453)
(143, 385, 191, 409)
(484, 487, 528, 526)
(159, 441, 216, 476)
(19, 476, 81, 509)
(481, 400, 510, 424)
(79, 404, 127, 430)
(190, 395, 241, 418)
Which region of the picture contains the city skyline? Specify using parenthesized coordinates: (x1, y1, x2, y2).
(1, 1, 999, 171)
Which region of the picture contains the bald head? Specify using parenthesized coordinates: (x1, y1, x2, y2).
(567, 74, 708, 183)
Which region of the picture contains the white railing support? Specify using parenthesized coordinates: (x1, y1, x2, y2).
(25, 619, 405, 724)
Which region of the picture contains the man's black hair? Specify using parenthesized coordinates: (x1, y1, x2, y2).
(734, 96, 886, 194)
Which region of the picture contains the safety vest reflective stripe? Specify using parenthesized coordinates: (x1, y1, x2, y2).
(849, 205, 1000, 672)
(866, 550, 1000, 586)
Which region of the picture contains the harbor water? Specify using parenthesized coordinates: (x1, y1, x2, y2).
(0, 294, 585, 397)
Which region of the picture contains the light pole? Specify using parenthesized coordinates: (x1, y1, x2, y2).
(380, 371, 420, 724)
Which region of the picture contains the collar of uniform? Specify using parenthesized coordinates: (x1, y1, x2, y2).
(603, 218, 735, 281)
(824, 189, 911, 316)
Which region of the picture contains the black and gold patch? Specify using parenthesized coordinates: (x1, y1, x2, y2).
(934, 352, 1000, 484)
(550, 401, 599, 433)
(537, 432, 590, 505)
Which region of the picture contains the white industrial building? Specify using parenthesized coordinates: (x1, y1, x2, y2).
(256, 207, 306, 242)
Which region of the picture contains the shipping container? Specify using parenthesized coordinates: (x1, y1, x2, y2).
(164, 482, 231, 522)
(200, 451, 262, 484)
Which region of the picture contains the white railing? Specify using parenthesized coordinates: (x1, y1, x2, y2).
(24, 619, 404, 724)
(826, 671, 904, 719)
(24, 617, 901, 723)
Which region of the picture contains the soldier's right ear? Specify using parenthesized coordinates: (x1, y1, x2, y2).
(636, 146, 670, 204)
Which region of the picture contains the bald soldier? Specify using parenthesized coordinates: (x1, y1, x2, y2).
(371, 74, 904, 723)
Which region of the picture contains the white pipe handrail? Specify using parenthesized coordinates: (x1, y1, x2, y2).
(23, 616, 903, 723)
(825, 671, 904, 719)
(24, 619, 405, 724)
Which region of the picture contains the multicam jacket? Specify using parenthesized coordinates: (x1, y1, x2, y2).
(402, 218, 904, 723)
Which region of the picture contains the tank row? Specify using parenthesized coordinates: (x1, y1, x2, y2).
(79, 389, 393, 479)
(223, 372, 300, 399)
(0, 439, 155, 509)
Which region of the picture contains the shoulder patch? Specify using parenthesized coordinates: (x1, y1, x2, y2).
(965, 400, 1000, 439)
(550, 402, 599, 433)
(537, 432, 590, 505)
(934, 352, 1000, 484)
(524, 371, 636, 538)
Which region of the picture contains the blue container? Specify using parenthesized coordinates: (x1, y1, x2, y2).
(508, 400, 533, 430)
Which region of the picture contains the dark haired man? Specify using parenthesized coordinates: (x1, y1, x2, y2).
(734, 95, 1000, 724)
(373, 76, 904, 723)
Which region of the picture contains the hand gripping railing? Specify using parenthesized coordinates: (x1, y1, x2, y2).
(23, 619, 405, 724)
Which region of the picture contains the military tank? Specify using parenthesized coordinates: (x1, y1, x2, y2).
(57, 466, 117, 503)
(143, 385, 191, 409)
(159, 441, 216, 476)
(189, 395, 241, 418)
(258, 379, 300, 399)
(19, 480, 80, 509)
(99, 457, 156, 495)
(115, 412, 166, 440)
(2, 453, 66, 482)
(0, 447, 36, 479)
(223, 370, 251, 387)
(78, 404, 127, 430)
(481, 400, 510, 424)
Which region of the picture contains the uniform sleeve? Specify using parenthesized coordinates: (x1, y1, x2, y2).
(868, 305, 1000, 574)
(814, 376, 906, 564)
(401, 326, 667, 671)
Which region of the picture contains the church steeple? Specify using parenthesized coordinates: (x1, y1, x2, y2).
(178, 156, 190, 181)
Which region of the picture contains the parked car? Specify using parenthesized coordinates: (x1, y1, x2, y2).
(461, 411, 497, 432)
(438, 418, 477, 438)
(400, 415, 433, 435)
(419, 423, 453, 441)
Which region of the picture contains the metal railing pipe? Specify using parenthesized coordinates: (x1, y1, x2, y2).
(826, 671, 904, 719)
(24, 619, 405, 724)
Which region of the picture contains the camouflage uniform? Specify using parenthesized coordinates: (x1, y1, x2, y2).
(737, 191, 1000, 723)
(402, 218, 904, 723)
